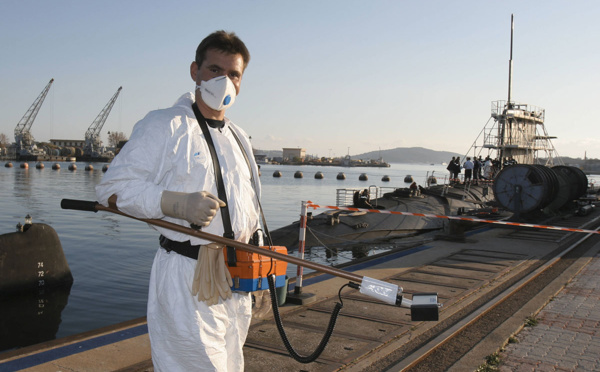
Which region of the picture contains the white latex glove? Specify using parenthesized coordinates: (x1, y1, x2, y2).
(192, 243, 233, 305)
(160, 190, 226, 227)
(252, 289, 273, 320)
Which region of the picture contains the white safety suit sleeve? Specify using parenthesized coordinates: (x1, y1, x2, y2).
(95, 108, 173, 219)
(95, 92, 261, 245)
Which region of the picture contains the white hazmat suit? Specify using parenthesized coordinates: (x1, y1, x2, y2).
(96, 92, 261, 371)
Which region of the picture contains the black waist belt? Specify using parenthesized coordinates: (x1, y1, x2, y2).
(159, 235, 200, 260)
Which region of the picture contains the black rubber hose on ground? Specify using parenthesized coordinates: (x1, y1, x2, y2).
(267, 274, 343, 363)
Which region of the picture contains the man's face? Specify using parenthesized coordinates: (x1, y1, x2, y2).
(192, 49, 244, 96)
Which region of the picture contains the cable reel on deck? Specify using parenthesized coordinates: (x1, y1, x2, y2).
(492, 164, 588, 217)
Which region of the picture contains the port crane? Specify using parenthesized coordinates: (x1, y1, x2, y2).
(14, 79, 54, 156)
(83, 86, 122, 157)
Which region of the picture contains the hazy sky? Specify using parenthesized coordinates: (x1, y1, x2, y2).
(1, 1, 599, 159)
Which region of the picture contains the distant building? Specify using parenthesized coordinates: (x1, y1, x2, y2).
(50, 139, 85, 148)
(254, 154, 269, 164)
(282, 148, 306, 161)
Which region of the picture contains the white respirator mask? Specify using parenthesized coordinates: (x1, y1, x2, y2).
(195, 76, 236, 111)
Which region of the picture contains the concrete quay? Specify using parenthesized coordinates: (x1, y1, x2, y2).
(497, 249, 600, 371)
(1, 217, 599, 372)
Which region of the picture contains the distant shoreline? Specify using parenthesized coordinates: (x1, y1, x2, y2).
(265, 161, 390, 168)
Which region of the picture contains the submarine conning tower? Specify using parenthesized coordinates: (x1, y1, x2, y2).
(0, 217, 73, 296)
(492, 165, 588, 216)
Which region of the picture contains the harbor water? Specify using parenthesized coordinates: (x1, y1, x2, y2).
(0, 161, 448, 353)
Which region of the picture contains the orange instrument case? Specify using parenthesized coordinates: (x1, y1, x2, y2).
(224, 246, 288, 292)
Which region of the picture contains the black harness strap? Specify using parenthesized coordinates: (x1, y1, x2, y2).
(192, 102, 237, 267)
(228, 127, 273, 246)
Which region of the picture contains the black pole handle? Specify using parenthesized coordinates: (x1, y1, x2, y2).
(61, 199, 99, 213)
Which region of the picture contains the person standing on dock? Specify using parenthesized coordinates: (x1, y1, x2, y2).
(96, 31, 260, 371)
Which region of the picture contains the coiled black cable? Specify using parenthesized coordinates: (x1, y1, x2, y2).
(267, 274, 348, 363)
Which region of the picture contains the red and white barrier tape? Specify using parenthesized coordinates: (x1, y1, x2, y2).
(305, 201, 600, 235)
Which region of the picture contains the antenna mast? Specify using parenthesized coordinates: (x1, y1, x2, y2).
(507, 14, 514, 105)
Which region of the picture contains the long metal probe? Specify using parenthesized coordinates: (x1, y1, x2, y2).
(60, 198, 363, 283)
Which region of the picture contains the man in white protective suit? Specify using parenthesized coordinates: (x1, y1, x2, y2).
(96, 30, 261, 371)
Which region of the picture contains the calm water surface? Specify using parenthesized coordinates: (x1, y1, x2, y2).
(0, 161, 449, 352)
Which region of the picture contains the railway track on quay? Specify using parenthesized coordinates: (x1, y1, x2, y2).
(242, 203, 600, 372)
(390, 214, 600, 372)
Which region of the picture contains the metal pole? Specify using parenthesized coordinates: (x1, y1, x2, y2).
(60, 198, 363, 283)
(294, 200, 308, 294)
(507, 14, 514, 105)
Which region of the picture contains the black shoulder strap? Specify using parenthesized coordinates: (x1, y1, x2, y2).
(228, 126, 273, 246)
(192, 102, 236, 267)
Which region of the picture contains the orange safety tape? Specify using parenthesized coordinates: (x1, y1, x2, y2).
(305, 202, 600, 235)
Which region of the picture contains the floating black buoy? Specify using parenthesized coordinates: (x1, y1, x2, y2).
(382, 175, 390, 182)
(20, 163, 29, 169)
(294, 171, 303, 179)
(336, 172, 346, 180)
(102, 164, 109, 172)
(4, 162, 12, 168)
(273, 170, 282, 178)
(36, 162, 44, 169)
(359, 173, 368, 181)
(0, 221, 73, 295)
(404, 175, 413, 183)
(68, 164, 77, 171)
(314, 171, 324, 179)
(85, 165, 93, 171)
(52, 163, 61, 170)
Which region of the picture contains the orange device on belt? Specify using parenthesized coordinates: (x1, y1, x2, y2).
(224, 246, 288, 292)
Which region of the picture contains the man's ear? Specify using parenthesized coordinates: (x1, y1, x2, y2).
(190, 61, 199, 82)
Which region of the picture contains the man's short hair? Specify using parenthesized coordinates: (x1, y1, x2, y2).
(195, 30, 250, 71)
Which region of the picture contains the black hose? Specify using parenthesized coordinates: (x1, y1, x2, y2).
(267, 274, 344, 363)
